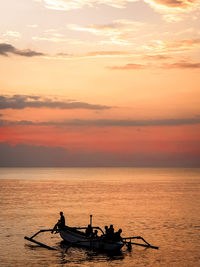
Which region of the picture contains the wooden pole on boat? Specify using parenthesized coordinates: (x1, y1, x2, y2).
(90, 215, 93, 226)
(24, 229, 57, 250)
(124, 240, 159, 249)
(122, 236, 159, 250)
(24, 236, 57, 250)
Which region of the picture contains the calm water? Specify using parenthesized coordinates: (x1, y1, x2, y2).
(0, 168, 200, 266)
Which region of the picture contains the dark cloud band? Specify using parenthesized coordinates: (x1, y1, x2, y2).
(108, 61, 200, 70)
(0, 95, 111, 110)
(1, 117, 200, 127)
(0, 142, 199, 167)
(0, 43, 44, 57)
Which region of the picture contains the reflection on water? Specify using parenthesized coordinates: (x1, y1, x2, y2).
(0, 168, 200, 266)
(58, 244, 125, 265)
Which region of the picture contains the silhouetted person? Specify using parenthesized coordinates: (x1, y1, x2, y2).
(51, 211, 65, 233)
(85, 224, 93, 237)
(91, 229, 98, 239)
(105, 225, 109, 235)
(59, 211, 65, 228)
(114, 228, 122, 241)
(102, 225, 109, 239)
(107, 224, 114, 239)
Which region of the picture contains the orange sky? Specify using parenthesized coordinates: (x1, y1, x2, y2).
(0, 0, 200, 166)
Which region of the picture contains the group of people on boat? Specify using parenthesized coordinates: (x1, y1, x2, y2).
(85, 224, 122, 241)
(104, 225, 122, 241)
(52, 212, 122, 241)
(85, 224, 98, 238)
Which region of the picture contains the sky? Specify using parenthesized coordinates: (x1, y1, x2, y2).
(0, 0, 200, 167)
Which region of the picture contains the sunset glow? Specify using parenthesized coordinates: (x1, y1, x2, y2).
(0, 0, 200, 166)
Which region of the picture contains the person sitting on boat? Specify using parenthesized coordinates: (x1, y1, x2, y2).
(107, 224, 114, 239)
(102, 225, 109, 239)
(85, 224, 93, 237)
(105, 225, 109, 235)
(91, 229, 98, 239)
(59, 211, 65, 228)
(113, 228, 122, 241)
(51, 211, 65, 233)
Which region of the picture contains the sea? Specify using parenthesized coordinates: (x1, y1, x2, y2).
(0, 167, 200, 267)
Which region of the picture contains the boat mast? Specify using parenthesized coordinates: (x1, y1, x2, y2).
(90, 214, 93, 226)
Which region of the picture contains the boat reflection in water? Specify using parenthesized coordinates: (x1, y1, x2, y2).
(59, 241, 125, 266)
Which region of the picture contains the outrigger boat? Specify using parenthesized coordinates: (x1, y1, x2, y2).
(59, 225, 124, 251)
(24, 215, 158, 252)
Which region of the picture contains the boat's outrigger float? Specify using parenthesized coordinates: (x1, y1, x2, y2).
(24, 215, 159, 252)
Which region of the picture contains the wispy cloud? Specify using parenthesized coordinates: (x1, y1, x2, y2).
(1, 117, 200, 127)
(0, 119, 35, 127)
(0, 43, 45, 57)
(108, 60, 200, 70)
(36, 0, 138, 11)
(87, 50, 132, 57)
(162, 61, 200, 69)
(32, 35, 70, 43)
(145, 0, 200, 22)
(27, 24, 39, 28)
(143, 39, 200, 53)
(2, 31, 21, 38)
(36, 0, 200, 22)
(36, 0, 199, 12)
(108, 63, 147, 70)
(32, 29, 80, 44)
(143, 54, 171, 60)
(0, 95, 111, 110)
(68, 19, 143, 33)
(68, 20, 144, 45)
(55, 50, 136, 60)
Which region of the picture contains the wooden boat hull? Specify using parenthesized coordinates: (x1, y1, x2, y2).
(60, 227, 124, 252)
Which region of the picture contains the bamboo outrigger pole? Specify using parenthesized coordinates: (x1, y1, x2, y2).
(122, 236, 159, 250)
(24, 229, 57, 250)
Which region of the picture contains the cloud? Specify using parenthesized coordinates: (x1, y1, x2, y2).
(144, 0, 200, 21)
(68, 20, 144, 45)
(68, 20, 143, 34)
(0, 42, 132, 60)
(36, 0, 200, 22)
(1, 117, 200, 127)
(0, 94, 111, 110)
(56, 50, 135, 60)
(143, 39, 200, 53)
(107, 57, 200, 70)
(50, 49, 141, 62)
(0, 142, 199, 167)
(2, 31, 21, 38)
(36, 0, 199, 12)
(87, 50, 132, 57)
(56, 117, 200, 126)
(0, 43, 45, 57)
(0, 142, 70, 167)
(143, 54, 171, 60)
(0, 119, 35, 127)
(162, 61, 200, 68)
(108, 63, 147, 70)
(36, 0, 138, 11)
(27, 24, 39, 28)
(32, 30, 80, 44)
